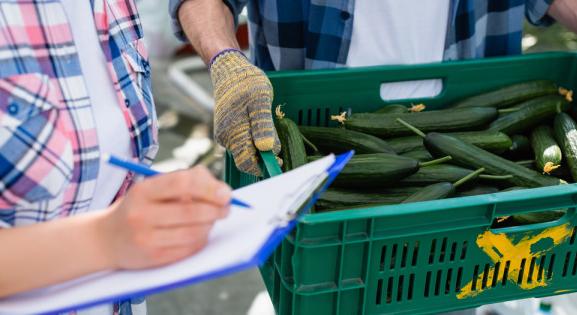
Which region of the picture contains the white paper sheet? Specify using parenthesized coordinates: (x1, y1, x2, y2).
(0, 155, 336, 315)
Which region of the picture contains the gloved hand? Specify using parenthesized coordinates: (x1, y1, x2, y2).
(209, 49, 280, 176)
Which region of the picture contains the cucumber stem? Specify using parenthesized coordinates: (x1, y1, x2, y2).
(396, 118, 426, 138)
(479, 174, 514, 180)
(454, 167, 485, 188)
(497, 107, 520, 114)
(301, 133, 319, 153)
(419, 155, 452, 167)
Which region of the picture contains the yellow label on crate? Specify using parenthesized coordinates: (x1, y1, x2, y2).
(457, 223, 572, 299)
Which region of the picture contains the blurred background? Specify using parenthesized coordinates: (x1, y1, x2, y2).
(137, 2, 577, 314)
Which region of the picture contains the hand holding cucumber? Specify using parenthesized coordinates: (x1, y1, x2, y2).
(210, 49, 281, 176)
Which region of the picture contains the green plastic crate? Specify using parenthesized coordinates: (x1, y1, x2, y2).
(225, 52, 577, 315)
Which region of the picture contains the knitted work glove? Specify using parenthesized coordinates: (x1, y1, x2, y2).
(210, 49, 281, 176)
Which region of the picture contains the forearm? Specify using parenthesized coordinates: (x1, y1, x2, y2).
(548, 0, 577, 33)
(0, 211, 112, 297)
(178, 0, 239, 64)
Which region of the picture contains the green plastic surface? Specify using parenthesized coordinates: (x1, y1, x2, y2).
(225, 52, 577, 315)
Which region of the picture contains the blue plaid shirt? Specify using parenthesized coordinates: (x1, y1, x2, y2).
(170, 0, 554, 71)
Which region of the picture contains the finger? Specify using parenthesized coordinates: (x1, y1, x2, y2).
(229, 125, 262, 176)
(135, 167, 232, 205)
(247, 78, 276, 152)
(150, 202, 230, 227)
(152, 224, 213, 248)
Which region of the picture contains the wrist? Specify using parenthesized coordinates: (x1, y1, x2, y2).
(208, 48, 246, 70)
(87, 209, 118, 270)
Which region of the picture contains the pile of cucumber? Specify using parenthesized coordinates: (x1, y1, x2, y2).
(274, 80, 575, 226)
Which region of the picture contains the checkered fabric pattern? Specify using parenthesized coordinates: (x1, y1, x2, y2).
(0, 1, 157, 313)
(169, 0, 554, 71)
(0, 0, 158, 228)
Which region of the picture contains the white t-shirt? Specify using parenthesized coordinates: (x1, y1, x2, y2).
(346, 0, 450, 100)
(61, 1, 135, 313)
(61, 1, 132, 213)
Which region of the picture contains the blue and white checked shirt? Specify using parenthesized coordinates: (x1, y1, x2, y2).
(170, 0, 554, 71)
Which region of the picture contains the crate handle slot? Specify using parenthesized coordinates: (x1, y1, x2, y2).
(489, 185, 577, 233)
(379, 79, 444, 102)
(490, 209, 577, 234)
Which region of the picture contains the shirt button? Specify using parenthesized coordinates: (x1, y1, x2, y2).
(7, 102, 18, 115)
(125, 99, 130, 107)
(340, 10, 351, 20)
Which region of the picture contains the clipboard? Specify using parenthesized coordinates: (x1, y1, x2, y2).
(0, 152, 353, 315)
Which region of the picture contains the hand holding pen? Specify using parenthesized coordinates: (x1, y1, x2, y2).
(96, 156, 235, 270)
(105, 155, 250, 208)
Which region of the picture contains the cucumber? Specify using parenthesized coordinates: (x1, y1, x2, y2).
(315, 153, 420, 188)
(388, 131, 512, 154)
(497, 106, 523, 118)
(310, 153, 451, 188)
(399, 164, 511, 187)
(493, 209, 566, 228)
(336, 107, 498, 138)
(395, 118, 563, 188)
(515, 160, 535, 168)
(500, 186, 527, 192)
(402, 168, 484, 203)
(487, 95, 569, 135)
(374, 104, 408, 114)
(316, 187, 421, 211)
(494, 186, 566, 226)
(301, 134, 320, 154)
(452, 80, 558, 108)
(457, 185, 500, 197)
(509, 135, 531, 153)
(400, 148, 434, 161)
(380, 186, 428, 195)
(504, 135, 532, 160)
(510, 211, 566, 225)
(530, 125, 562, 174)
(399, 164, 473, 186)
(402, 182, 454, 204)
(515, 160, 568, 179)
(424, 132, 564, 188)
(554, 113, 577, 182)
(552, 165, 573, 181)
(275, 107, 307, 171)
(386, 137, 426, 154)
(299, 126, 396, 154)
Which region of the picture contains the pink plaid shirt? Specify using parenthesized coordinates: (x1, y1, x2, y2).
(0, 1, 158, 313)
(0, 0, 158, 227)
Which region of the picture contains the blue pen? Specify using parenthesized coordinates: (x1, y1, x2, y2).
(105, 154, 251, 209)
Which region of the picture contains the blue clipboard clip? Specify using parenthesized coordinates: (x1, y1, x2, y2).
(269, 150, 355, 227)
(255, 151, 354, 264)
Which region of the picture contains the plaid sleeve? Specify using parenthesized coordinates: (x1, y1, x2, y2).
(526, 0, 555, 26)
(169, 0, 247, 41)
(221, 0, 248, 26)
(169, 0, 188, 41)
